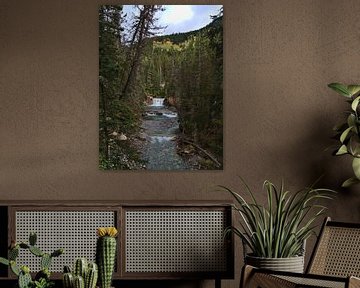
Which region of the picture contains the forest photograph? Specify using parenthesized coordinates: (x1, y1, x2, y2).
(99, 5, 223, 170)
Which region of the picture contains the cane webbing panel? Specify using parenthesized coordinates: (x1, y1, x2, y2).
(125, 210, 227, 273)
(277, 275, 345, 288)
(309, 226, 360, 277)
(15, 211, 115, 272)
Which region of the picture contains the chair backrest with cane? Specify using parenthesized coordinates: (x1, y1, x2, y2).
(307, 217, 360, 277)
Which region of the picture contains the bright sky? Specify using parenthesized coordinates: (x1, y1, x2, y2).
(123, 5, 223, 35)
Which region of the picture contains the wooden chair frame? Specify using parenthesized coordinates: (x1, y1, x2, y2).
(241, 217, 360, 288)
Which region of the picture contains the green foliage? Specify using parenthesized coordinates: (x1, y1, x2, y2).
(328, 82, 360, 187)
(99, 5, 147, 170)
(0, 233, 63, 288)
(141, 16, 224, 167)
(220, 178, 335, 258)
(32, 278, 54, 288)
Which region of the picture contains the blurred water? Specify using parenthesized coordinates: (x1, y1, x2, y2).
(141, 105, 188, 170)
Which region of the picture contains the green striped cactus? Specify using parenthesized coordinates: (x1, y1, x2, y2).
(74, 258, 88, 279)
(73, 275, 85, 288)
(63, 260, 98, 288)
(63, 272, 74, 288)
(96, 227, 118, 288)
(85, 262, 98, 288)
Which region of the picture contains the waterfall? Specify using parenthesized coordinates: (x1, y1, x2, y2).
(151, 98, 165, 107)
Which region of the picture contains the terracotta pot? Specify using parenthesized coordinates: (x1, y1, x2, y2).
(245, 254, 305, 273)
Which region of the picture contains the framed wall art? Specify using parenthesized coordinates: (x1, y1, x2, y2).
(99, 5, 223, 171)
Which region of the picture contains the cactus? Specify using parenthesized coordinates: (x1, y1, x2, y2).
(51, 248, 64, 257)
(0, 232, 63, 288)
(29, 245, 44, 257)
(29, 232, 37, 246)
(9, 246, 19, 260)
(0, 257, 9, 266)
(63, 260, 98, 288)
(41, 253, 52, 270)
(10, 260, 20, 276)
(18, 270, 32, 288)
(64, 265, 72, 273)
(96, 227, 118, 288)
(74, 258, 88, 279)
(35, 268, 50, 282)
(85, 263, 98, 288)
(63, 272, 74, 288)
(74, 275, 85, 288)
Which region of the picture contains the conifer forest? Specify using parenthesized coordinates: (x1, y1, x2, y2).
(99, 5, 223, 170)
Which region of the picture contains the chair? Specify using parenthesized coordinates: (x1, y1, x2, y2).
(241, 217, 360, 288)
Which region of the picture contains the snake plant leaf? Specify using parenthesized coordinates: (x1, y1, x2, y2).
(347, 85, 360, 97)
(328, 83, 351, 97)
(336, 144, 348, 155)
(342, 177, 360, 188)
(352, 157, 360, 179)
(340, 126, 353, 143)
(351, 96, 360, 111)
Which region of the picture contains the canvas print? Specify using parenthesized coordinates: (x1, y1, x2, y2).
(99, 5, 223, 170)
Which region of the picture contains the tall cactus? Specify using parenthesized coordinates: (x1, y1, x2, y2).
(96, 227, 118, 288)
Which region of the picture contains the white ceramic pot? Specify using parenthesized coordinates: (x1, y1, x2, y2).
(245, 254, 305, 273)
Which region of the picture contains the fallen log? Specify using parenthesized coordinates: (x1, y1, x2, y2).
(180, 138, 222, 168)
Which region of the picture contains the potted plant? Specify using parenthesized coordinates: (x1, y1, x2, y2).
(328, 82, 360, 187)
(220, 179, 334, 273)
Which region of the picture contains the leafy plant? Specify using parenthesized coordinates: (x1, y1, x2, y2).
(220, 179, 334, 258)
(328, 82, 360, 187)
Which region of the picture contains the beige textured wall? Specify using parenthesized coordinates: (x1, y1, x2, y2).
(1, 0, 360, 287)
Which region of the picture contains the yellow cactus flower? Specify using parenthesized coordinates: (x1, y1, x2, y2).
(97, 227, 118, 237)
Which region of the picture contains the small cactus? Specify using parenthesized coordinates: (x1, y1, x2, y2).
(74, 275, 85, 288)
(18, 269, 32, 288)
(35, 268, 50, 281)
(10, 260, 20, 276)
(74, 258, 88, 279)
(85, 263, 98, 288)
(51, 248, 64, 257)
(96, 227, 118, 288)
(63, 259, 98, 288)
(9, 246, 19, 260)
(0, 257, 9, 266)
(63, 272, 74, 288)
(29, 232, 37, 246)
(0, 232, 63, 288)
(29, 245, 44, 257)
(41, 253, 52, 269)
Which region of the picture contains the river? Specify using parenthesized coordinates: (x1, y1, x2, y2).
(140, 98, 189, 170)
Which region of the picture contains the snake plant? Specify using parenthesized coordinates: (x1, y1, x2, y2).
(221, 178, 335, 258)
(328, 82, 360, 187)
